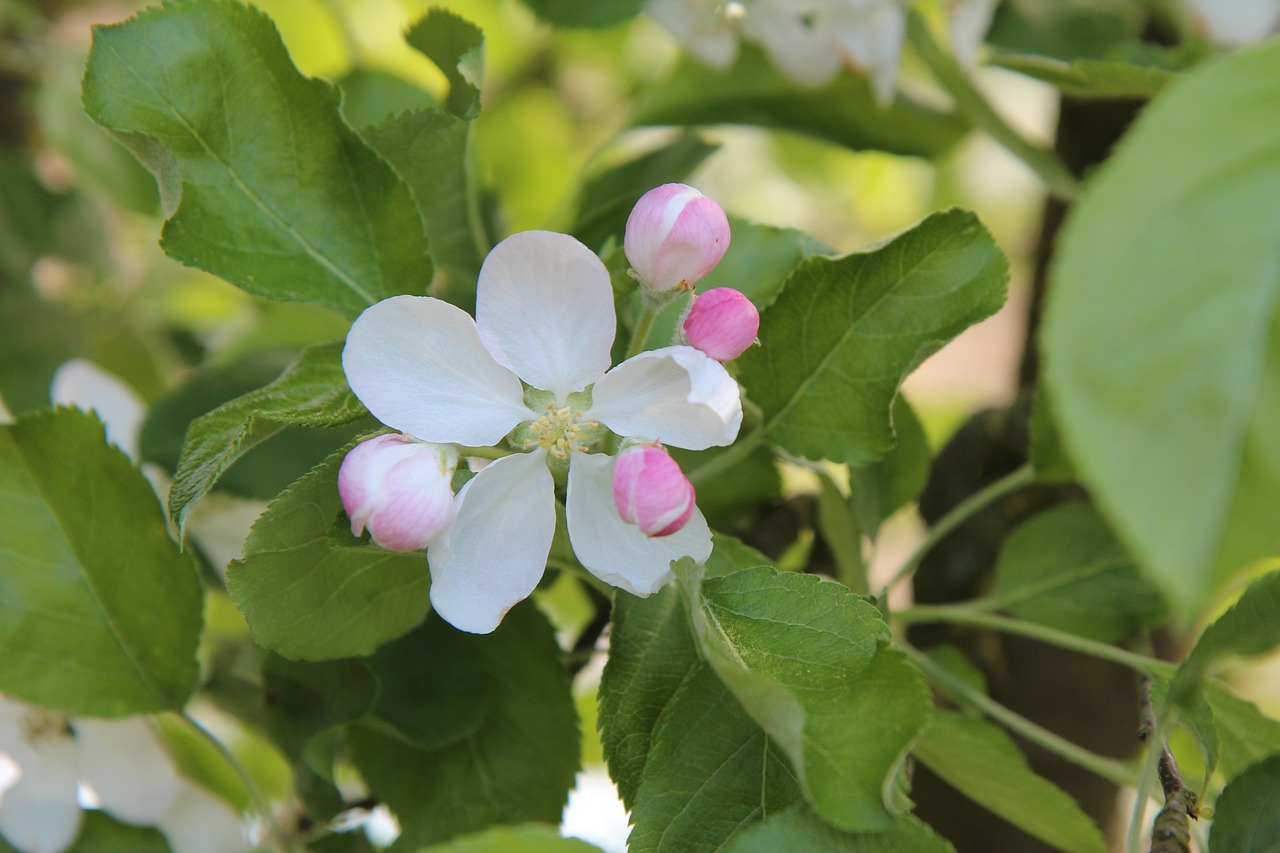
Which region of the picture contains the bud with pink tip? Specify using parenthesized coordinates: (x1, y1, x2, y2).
(612, 443, 697, 537)
(338, 434, 458, 551)
(682, 287, 759, 361)
(625, 183, 730, 292)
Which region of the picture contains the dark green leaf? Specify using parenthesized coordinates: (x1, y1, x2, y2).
(723, 806, 954, 853)
(169, 342, 367, 535)
(681, 564, 932, 830)
(991, 54, 1176, 98)
(634, 47, 969, 159)
(225, 444, 432, 660)
(698, 217, 830, 310)
(66, 810, 172, 853)
(405, 9, 484, 120)
(410, 824, 602, 853)
(914, 712, 1108, 853)
(571, 134, 719, 251)
(1029, 382, 1076, 483)
(518, 0, 643, 29)
(848, 394, 931, 536)
(263, 655, 379, 760)
(1171, 680, 1280, 783)
(349, 605, 579, 849)
(738, 209, 1008, 465)
(629, 663, 803, 853)
(1171, 570, 1280, 704)
(988, 502, 1166, 643)
(671, 443, 781, 529)
(987, 0, 1145, 61)
(1042, 42, 1280, 617)
(82, 0, 431, 317)
(0, 408, 201, 716)
(1210, 755, 1280, 853)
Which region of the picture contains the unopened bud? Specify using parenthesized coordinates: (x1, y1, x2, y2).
(612, 444, 696, 537)
(338, 434, 457, 551)
(624, 183, 730, 292)
(682, 288, 759, 361)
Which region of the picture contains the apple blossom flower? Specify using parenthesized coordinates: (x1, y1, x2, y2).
(338, 434, 457, 551)
(0, 698, 248, 853)
(1187, 0, 1280, 45)
(682, 287, 760, 361)
(624, 184, 731, 293)
(342, 230, 743, 634)
(613, 443, 697, 537)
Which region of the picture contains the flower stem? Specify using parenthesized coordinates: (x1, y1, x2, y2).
(179, 711, 294, 853)
(905, 644, 1136, 787)
(456, 444, 515, 460)
(685, 424, 766, 487)
(884, 464, 1034, 593)
(896, 605, 1177, 678)
(624, 301, 663, 361)
(906, 11, 1080, 202)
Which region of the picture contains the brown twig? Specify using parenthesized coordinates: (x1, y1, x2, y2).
(1139, 677, 1199, 853)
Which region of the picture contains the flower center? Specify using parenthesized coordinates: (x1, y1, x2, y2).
(523, 402, 602, 459)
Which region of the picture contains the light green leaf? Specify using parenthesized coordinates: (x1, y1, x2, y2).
(411, 825, 601, 853)
(1210, 755, 1280, 853)
(914, 712, 1108, 853)
(225, 444, 432, 660)
(349, 605, 579, 850)
(992, 54, 1176, 99)
(571, 134, 719, 252)
(82, 0, 431, 317)
(629, 663, 804, 853)
(263, 655, 379, 761)
(681, 564, 932, 830)
(1171, 569, 1280, 703)
(518, 0, 643, 28)
(0, 408, 202, 716)
(698, 217, 830, 310)
(1171, 680, 1280, 783)
(169, 342, 367, 536)
(634, 47, 969, 159)
(738, 209, 1008, 465)
(67, 810, 173, 853)
(988, 502, 1166, 643)
(723, 806, 954, 853)
(1042, 42, 1280, 618)
(405, 9, 484, 120)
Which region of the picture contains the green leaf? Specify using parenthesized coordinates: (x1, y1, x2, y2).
(67, 810, 173, 853)
(738, 209, 1008, 465)
(1172, 680, 1280, 783)
(82, 0, 431, 317)
(225, 443, 432, 660)
(169, 342, 367, 536)
(629, 663, 804, 853)
(338, 68, 436, 129)
(848, 394, 931, 537)
(991, 54, 1176, 99)
(671, 443, 782, 529)
(1170, 570, 1280, 703)
(598, 583, 701, 810)
(405, 9, 484, 120)
(914, 712, 1108, 853)
(0, 408, 202, 716)
(634, 47, 969, 159)
(1210, 755, 1280, 853)
(263, 655, 379, 760)
(723, 806, 954, 853)
(349, 605, 579, 849)
(411, 825, 601, 853)
(680, 564, 932, 830)
(1029, 382, 1076, 483)
(988, 502, 1166, 643)
(698, 217, 830, 310)
(1042, 42, 1280, 618)
(359, 110, 483, 313)
(571, 134, 719, 251)
(518, 0, 643, 28)
(987, 0, 1146, 61)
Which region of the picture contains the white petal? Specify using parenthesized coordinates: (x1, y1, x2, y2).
(427, 450, 557, 634)
(645, 0, 741, 68)
(476, 231, 616, 401)
(743, 4, 841, 86)
(948, 0, 998, 66)
(567, 453, 711, 595)
(589, 346, 742, 450)
(157, 784, 250, 853)
(50, 359, 146, 461)
(76, 718, 181, 824)
(0, 735, 80, 853)
(825, 1, 907, 103)
(343, 295, 531, 446)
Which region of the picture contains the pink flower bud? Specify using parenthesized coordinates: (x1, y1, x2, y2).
(338, 434, 457, 551)
(612, 444, 696, 537)
(625, 183, 730, 292)
(682, 288, 759, 361)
